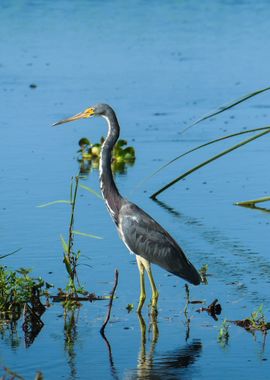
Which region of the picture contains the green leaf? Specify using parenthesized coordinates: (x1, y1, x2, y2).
(79, 137, 91, 147)
(16, 268, 32, 276)
(116, 139, 128, 148)
(72, 230, 103, 239)
(79, 184, 102, 199)
(63, 255, 73, 278)
(60, 234, 69, 254)
(37, 200, 71, 208)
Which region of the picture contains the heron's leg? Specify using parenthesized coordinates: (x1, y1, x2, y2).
(145, 265, 159, 311)
(136, 256, 146, 313)
(138, 257, 159, 312)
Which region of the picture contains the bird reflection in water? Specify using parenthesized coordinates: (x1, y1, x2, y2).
(101, 313, 202, 380)
(128, 314, 201, 380)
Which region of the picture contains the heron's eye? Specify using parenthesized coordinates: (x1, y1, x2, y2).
(84, 107, 95, 117)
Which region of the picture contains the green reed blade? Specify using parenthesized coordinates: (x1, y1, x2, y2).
(181, 85, 270, 135)
(150, 128, 270, 199)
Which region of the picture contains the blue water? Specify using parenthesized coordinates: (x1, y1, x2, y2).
(1, 0, 270, 378)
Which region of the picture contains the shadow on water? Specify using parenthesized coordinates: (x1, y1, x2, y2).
(153, 197, 270, 305)
(101, 313, 202, 380)
(236, 204, 270, 214)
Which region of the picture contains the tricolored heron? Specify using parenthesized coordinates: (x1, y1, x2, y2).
(54, 104, 201, 313)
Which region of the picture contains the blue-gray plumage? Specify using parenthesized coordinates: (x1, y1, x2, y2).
(119, 201, 201, 284)
(53, 103, 201, 313)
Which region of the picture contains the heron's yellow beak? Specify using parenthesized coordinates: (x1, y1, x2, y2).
(52, 107, 95, 126)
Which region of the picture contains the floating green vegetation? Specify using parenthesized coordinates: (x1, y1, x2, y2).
(0, 266, 51, 321)
(218, 319, 230, 347)
(230, 304, 270, 334)
(0, 266, 52, 347)
(126, 303, 134, 313)
(78, 137, 136, 175)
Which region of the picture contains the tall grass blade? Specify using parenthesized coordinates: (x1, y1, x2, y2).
(0, 248, 22, 260)
(137, 126, 270, 190)
(37, 200, 71, 208)
(182, 85, 270, 134)
(235, 196, 270, 206)
(150, 128, 270, 199)
(72, 230, 103, 239)
(79, 184, 102, 199)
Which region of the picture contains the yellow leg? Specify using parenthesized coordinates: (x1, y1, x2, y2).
(145, 265, 159, 313)
(136, 256, 146, 313)
(136, 256, 159, 314)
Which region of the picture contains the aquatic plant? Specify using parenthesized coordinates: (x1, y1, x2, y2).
(78, 136, 136, 175)
(55, 176, 103, 308)
(218, 319, 230, 347)
(230, 304, 270, 334)
(146, 85, 270, 199)
(0, 266, 50, 347)
(0, 266, 50, 320)
(199, 264, 208, 284)
(38, 175, 108, 309)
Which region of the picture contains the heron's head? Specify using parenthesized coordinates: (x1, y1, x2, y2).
(53, 103, 113, 126)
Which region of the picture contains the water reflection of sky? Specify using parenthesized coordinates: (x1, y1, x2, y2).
(1, 0, 270, 378)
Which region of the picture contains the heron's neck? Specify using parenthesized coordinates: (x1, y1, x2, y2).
(99, 112, 122, 222)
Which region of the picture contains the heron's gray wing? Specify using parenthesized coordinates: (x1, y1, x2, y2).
(119, 201, 201, 285)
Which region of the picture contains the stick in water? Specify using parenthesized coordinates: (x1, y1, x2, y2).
(100, 269, 119, 335)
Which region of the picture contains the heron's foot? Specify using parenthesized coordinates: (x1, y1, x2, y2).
(137, 293, 146, 313)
